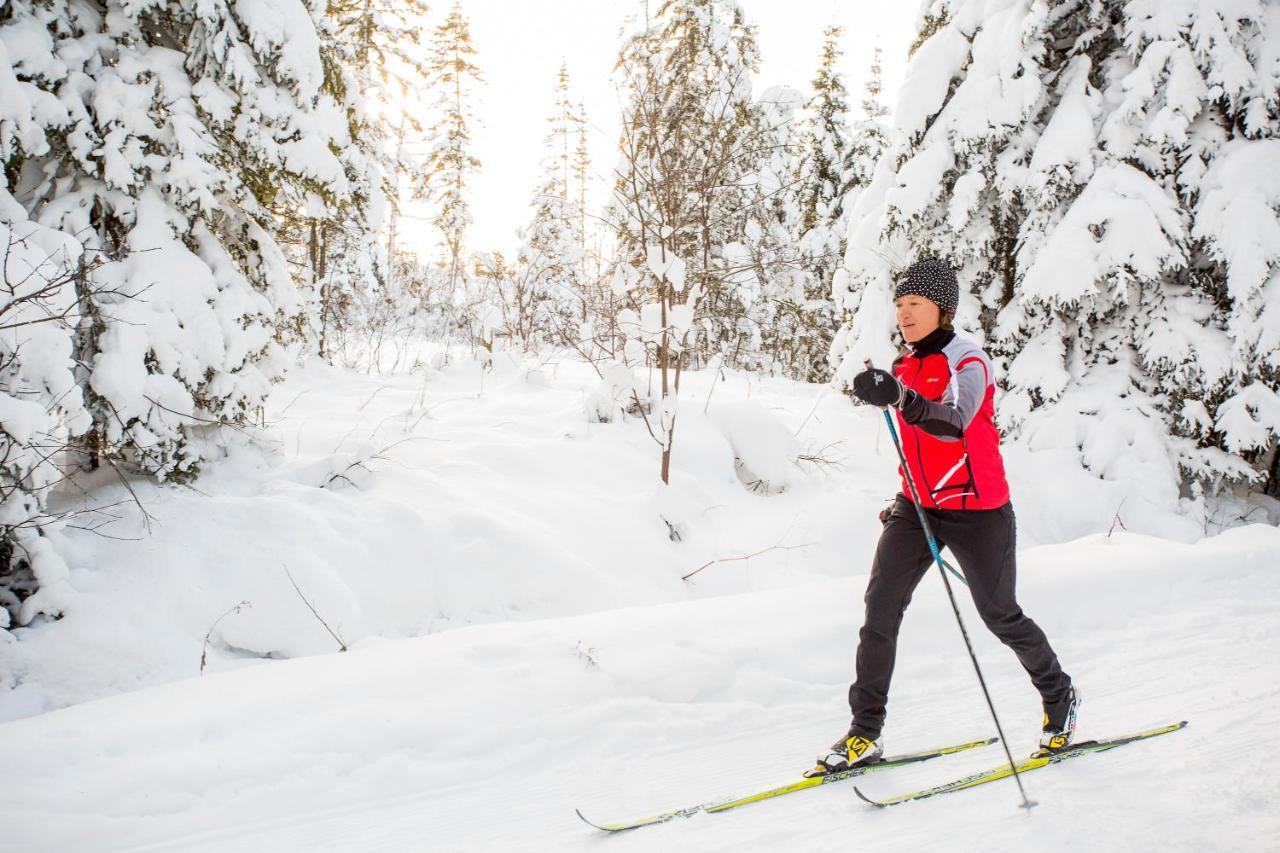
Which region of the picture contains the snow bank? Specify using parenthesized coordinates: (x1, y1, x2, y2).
(2, 353, 1274, 724)
(708, 399, 802, 492)
(1, 522, 1277, 851)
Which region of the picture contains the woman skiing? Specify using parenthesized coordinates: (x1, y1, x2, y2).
(806, 257, 1078, 778)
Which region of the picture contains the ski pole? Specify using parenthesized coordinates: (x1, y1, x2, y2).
(866, 359, 1037, 811)
(939, 556, 968, 587)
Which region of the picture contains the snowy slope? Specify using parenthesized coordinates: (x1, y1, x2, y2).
(4, 352, 1238, 718)
(4, 354, 892, 715)
(3, 524, 1278, 852)
(3, 351, 1278, 851)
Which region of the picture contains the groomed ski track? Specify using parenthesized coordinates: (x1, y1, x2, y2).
(4, 525, 1278, 853)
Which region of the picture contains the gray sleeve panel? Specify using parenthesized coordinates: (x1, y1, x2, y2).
(943, 337, 992, 430)
(900, 337, 992, 442)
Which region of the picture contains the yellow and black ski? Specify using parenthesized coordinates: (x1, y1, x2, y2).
(575, 736, 996, 832)
(854, 721, 1188, 808)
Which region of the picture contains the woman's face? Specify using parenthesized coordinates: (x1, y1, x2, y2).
(895, 295, 941, 343)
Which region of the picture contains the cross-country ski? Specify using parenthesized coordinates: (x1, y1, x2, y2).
(578, 736, 995, 831)
(854, 722, 1188, 808)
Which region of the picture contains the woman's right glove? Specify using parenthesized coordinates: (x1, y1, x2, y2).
(852, 368, 909, 408)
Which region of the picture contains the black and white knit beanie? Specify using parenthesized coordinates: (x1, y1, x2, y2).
(894, 257, 958, 314)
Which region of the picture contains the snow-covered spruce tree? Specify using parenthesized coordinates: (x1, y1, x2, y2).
(0, 20, 105, 626)
(572, 98, 593, 282)
(331, 0, 431, 230)
(742, 85, 809, 377)
(6, 1, 362, 478)
(832, 0, 1280, 509)
(780, 30, 889, 382)
(1, 1, 359, 618)
(846, 45, 890, 224)
(512, 63, 585, 350)
(571, 97, 631, 372)
(273, 103, 380, 368)
(319, 0, 434, 368)
(284, 0, 431, 367)
(1121, 0, 1280, 499)
(796, 27, 859, 290)
(417, 3, 483, 310)
(860, 46, 892, 128)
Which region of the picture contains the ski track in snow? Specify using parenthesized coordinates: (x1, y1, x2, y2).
(3, 354, 1278, 852)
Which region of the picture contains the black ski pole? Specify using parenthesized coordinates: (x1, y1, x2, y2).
(867, 360, 1037, 810)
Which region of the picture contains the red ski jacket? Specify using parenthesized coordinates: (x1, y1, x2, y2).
(891, 329, 1010, 511)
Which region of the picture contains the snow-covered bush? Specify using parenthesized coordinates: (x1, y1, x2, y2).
(584, 360, 642, 424)
(0, 197, 90, 627)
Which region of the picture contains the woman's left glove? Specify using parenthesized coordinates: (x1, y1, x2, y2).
(852, 368, 909, 407)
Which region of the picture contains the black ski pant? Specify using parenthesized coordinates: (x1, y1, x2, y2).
(847, 495, 1071, 739)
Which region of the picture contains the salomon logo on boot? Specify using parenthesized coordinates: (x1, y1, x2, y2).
(1037, 686, 1081, 755)
(804, 731, 884, 777)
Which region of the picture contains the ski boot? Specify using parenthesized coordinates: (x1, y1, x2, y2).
(1035, 685, 1081, 756)
(804, 728, 883, 778)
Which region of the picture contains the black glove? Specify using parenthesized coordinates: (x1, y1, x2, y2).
(852, 368, 906, 407)
(899, 389, 927, 424)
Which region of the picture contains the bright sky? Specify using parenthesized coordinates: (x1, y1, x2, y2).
(398, 0, 920, 260)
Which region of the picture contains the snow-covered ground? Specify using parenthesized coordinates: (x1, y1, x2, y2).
(3, 352, 1279, 852)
